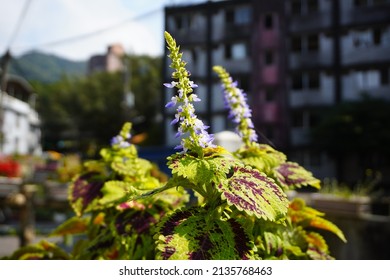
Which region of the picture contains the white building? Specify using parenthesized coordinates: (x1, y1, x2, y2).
(1, 75, 41, 155)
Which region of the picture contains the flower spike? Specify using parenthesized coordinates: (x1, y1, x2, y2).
(164, 31, 215, 156)
(110, 122, 132, 149)
(213, 66, 258, 147)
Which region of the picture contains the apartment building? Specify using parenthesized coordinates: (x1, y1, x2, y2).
(163, 0, 390, 181)
(0, 74, 41, 155)
(287, 0, 390, 180)
(87, 44, 125, 75)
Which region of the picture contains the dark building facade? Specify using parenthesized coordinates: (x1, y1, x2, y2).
(163, 0, 390, 182)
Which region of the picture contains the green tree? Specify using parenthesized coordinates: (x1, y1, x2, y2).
(311, 95, 390, 182)
(34, 55, 162, 155)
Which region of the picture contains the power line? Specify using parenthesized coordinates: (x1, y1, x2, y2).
(6, 0, 33, 50)
(14, 6, 162, 50)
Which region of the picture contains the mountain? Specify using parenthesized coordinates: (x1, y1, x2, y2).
(9, 51, 87, 83)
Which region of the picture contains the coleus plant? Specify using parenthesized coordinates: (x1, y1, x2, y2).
(213, 65, 346, 259)
(6, 122, 188, 260)
(5, 31, 345, 260)
(150, 32, 290, 260)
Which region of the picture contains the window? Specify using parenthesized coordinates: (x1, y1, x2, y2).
(226, 6, 251, 25)
(292, 73, 303, 90)
(237, 76, 250, 93)
(232, 43, 247, 59)
(225, 10, 234, 24)
(292, 111, 304, 127)
(356, 70, 380, 89)
(307, 0, 318, 13)
(373, 28, 382, 45)
(354, 0, 368, 7)
(235, 6, 251, 24)
(291, 36, 302, 52)
(308, 72, 320, 89)
(264, 50, 274, 65)
(265, 88, 275, 102)
(191, 49, 198, 63)
(292, 72, 320, 90)
(307, 34, 319, 51)
(174, 16, 184, 31)
(380, 68, 389, 85)
(264, 14, 274, 29)
(225, 44, 232, 59)
(291, 0, 302, 15)
(225, 42, 248, 60)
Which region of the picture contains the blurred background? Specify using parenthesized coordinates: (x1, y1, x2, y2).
(1, 0, 390, 259)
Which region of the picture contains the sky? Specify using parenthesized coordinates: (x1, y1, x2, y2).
(0, 0, 205, 61)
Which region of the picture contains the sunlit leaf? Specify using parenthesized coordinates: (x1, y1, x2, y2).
(155, 207, 254, 260)
(99, 181, 139, 206)
(235, 144, 287, 173)
(111, 157, 152, 178)
(274, 162, 321, 190)
(217, 166, 289, 221)
(168, 148, 238, 187)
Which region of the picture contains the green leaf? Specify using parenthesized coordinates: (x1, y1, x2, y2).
(111, 157, 152, 178)
(263, 231, 284, 257)
(236, 144, 286, 173)
(155, 207, 254, 260)
(8, 240, 70, 260)
(168, 148, 238, 187)
(50, 216, 89, 236)
(274, 162, 321, 190)
(218, 166, 289, 221)
(99, 181, 139, 206)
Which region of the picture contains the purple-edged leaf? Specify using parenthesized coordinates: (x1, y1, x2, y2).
(274, 162, 321, 190)
(114, 208, 159, 236)
(217, 166, 288, 221)
(156, 207, 254, 260)
(69, 172, 105, 216)
(305, 232, 333, 260)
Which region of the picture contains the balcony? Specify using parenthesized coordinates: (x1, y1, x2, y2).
(290, 89, 335, 107)
(213, 23, 252, 41)
(342, 45, 390, 66)
(289, 12, 332, 33)
(340, 6, 390, 27)
(172, 28, 207, 45)
(342, 85, 390, 102)
(217, 58, 252, 73)
(289, 52, 333, 69)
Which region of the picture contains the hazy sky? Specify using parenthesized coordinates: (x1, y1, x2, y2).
(0, 0, 204, 61)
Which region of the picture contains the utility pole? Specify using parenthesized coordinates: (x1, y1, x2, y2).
(0, 50, 12, 153)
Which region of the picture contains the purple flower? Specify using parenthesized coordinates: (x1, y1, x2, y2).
(213, 66, 258, 147)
